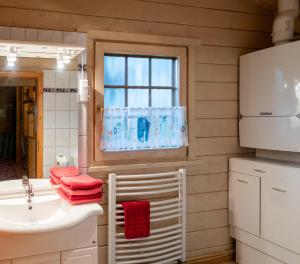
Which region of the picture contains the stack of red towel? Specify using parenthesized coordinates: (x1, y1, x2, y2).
(49, 166, 103, 205)
(49, 166, 79, 185)
(58, 175, 103, 205)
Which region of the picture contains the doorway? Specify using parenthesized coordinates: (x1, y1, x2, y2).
(0, 72, 43, 179)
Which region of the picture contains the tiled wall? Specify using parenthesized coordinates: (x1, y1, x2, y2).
(43, 70, 78, 178)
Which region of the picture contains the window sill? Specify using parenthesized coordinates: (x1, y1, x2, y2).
(88, 159, 199, 173)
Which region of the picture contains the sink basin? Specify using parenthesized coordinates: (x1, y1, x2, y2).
(0, 179, 58, 198)
(0, 193, 103, 234)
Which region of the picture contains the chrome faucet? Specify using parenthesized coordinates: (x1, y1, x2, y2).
(22, 175, 34, 210)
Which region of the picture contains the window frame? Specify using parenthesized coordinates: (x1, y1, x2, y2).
(104, 53, 178, 107)
(94, 42, 187, 164)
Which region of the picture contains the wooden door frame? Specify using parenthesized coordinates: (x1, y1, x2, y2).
(0, 71, 43, 178)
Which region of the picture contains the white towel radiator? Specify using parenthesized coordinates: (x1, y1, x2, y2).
(108, 169, 186, 264)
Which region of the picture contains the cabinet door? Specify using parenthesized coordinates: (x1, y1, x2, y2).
(229, 172, 260, 236)
(61, 247, 97, 264)
(237, 242, 284, 264)
(261, 178, 300, 253)
(0, 261, 11, 264)
(12, 253, 60, 264)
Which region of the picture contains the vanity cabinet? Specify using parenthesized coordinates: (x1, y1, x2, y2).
(229, 171, 260, 236)
(12, 253, 60, 264)
(61, 247, 98, 264)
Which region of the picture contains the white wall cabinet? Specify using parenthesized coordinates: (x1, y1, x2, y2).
(12, 253, 60, 264)
(61, 247, 98, 264)
(229, 172, 260, 236)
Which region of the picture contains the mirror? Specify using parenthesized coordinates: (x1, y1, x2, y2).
(0, 41, 85, 181)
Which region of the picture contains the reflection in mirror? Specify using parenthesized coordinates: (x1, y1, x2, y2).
(0, 43, 85, 181)
(0, 78, 37, 180)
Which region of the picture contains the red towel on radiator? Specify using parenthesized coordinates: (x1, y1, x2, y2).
(121, 200, 150, 239)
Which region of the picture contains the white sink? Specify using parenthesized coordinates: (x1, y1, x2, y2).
(0, 193, 103, 234)
(0, 179, 58, 198)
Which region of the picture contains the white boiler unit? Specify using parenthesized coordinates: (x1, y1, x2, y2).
(240, 40, 300, 152)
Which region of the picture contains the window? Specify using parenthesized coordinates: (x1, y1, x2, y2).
(104, 54, 178, 108)
(95, 42, 188, 162)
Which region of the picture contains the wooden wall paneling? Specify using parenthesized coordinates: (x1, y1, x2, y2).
(136, 0, 274, 15)
(0, 8, 271, 49)
(0, 0, 273, 32)
(0, 0, 273, 261)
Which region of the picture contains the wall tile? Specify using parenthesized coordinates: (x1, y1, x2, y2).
(43, 147, 55, 166)
(56, 111, 69, 128)
(11, 27, 25, 41)
(38, 29, 63, 43)
(43, 129, 55, 147)
(69, 71, 78, 89)
(70, 146, 78, 166)
(55, 93, 70, 110)
(43, 111, 55, 129)
(25, 28, 38, 41)
(55, 129, 70, 147)
(55, 71, 69, 88)
(69, 93, 78, 110)
(70, 111, 78, 128)
(43, 166, 51, 178)
(43, 70, 55, 88)
(43, 93, 56, 111)
(0, 26, 10, 39)
(70, 129, 78, 146)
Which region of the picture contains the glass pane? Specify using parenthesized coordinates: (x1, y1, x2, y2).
(104, 55, 125, 85)
(151, 89, 173, 107)
(128, 57, 149, 86)
(128, 89, 149, 107)
(151, 58, 173, 86)
(104, 88, 125, 107)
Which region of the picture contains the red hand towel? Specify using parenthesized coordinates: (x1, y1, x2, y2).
(58, 189, 102, 205)
(60, 183, 102, 196)
(60, 175, 103, 190)
(121, 200, 150, 239)
(50, 166, 79, 179)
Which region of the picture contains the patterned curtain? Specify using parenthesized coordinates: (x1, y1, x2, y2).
(100, 107, 188, 151)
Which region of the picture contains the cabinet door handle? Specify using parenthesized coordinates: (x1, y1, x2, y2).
(237, 179, 248, 184)
(254, 169, 266, 173)
(272, 187, 287, 193)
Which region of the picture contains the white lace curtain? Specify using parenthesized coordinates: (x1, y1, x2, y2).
(100, 107, 188, 152)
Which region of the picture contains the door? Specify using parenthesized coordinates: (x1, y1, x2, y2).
(229, 171, 260, 236)
(261, 177, 300, 253)
(12, 252, 60, 264)
(61, 247, 97, 264)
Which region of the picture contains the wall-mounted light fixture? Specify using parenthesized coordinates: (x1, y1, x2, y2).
(7, 46, 18, 67)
